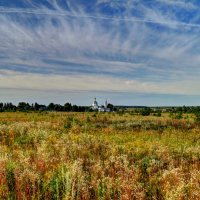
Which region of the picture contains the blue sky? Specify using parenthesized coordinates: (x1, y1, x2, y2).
(1, 0, 200, 106)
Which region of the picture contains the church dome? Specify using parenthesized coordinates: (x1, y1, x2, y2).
(92, 98, 98, 109)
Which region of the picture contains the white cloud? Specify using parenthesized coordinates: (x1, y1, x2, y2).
(1, 70, 200, 95)
(1, 0, 200, 98)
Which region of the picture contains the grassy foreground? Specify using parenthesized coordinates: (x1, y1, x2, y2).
(0, 112, 200, 200)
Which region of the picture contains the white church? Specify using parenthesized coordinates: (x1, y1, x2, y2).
(92, 98, 111, 112)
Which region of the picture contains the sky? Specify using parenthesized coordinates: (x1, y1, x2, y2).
(1, 0, 200, 106)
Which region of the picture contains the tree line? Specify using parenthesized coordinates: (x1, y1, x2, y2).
(0, 102, 115, 112)
(0, 102, 88, 112)
(117, 106, 200, 117)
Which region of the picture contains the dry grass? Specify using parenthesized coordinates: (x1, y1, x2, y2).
(0, 112, 200, 199)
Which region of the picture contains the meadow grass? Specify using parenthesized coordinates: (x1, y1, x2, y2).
(0, 112, 200, 199)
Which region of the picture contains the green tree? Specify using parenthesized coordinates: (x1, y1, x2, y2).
(141, 108, 151, 116)
(64, 103, 72, 111)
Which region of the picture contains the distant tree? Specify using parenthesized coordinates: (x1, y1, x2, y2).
(18, 102, 31, 111)
(54, 104, 63, 111)
(176, 107, 183, 112)
(0, 102, 16, 112)
(107, 103, 114, 111)
(33, 103, 40, 111)
(72, 105, 79, 112)
(0, 103, 3, 112)
(194, 111, 200, 122)
(48, 103, 55, 111)
(175, 112, 183, 119)
(9, 103, 16, 111)
(154, 110, 161, 117)
(141, 108, 151, 116)
(78, 106, 87, 112)
(182, 105, 187, 113)
(64, 103, 72, 112)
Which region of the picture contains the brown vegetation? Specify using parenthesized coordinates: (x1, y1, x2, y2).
(0, 112, 200, 199)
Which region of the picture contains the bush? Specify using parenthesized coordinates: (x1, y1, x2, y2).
(141, 108, 151, 116)
(175, 112, 183, 119)
(194, 112, 200, 122)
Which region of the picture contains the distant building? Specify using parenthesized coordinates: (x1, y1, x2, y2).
(91, 98, 111, 112)
(92, 98, 99, 110)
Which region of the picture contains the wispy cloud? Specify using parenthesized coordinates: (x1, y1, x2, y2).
(1, 0, 200, 104)
(1, 5, 200, 28)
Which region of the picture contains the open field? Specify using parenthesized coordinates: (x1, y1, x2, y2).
(0, 112, 200, 199)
